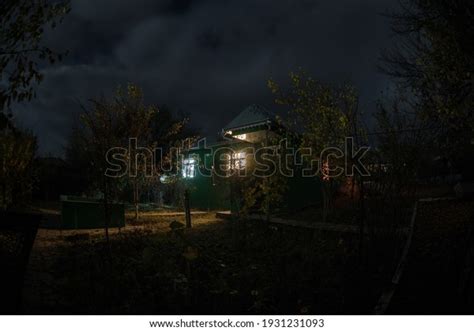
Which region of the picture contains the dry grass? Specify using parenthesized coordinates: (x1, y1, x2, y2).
(22, 210, 370, 314)
(22, 197, 471, 314)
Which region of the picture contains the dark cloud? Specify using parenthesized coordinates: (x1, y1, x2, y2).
(13, 0, 398, 155)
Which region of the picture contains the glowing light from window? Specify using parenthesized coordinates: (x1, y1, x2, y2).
(182, 158, 196, 178)
(225, 152, 246, 170)
(234, 133, 247, 140)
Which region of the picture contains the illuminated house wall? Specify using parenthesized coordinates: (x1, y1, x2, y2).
(179, 105, 321, 212)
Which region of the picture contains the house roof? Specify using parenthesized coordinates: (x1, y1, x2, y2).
(223, 104, 273, 131)
(188, 134, 239, 150)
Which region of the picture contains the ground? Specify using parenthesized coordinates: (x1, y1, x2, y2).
(388, 198, 474, 314)
(22, 210, 370, 314)
(20, 197, 474, 314)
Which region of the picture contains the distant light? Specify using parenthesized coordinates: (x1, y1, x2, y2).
(234, 133, 247, 140)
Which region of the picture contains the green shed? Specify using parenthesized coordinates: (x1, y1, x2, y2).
(60, 196, 125, 229)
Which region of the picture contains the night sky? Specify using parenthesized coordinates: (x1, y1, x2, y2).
(12, 0, 398, 156)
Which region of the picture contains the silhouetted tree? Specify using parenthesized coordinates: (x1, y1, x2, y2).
(68, 84, 192, 237)
(381, 0, 474, 155)
(0, 1, 69, 211)
(78, 94, 125, 242)
(268, 70, 366, 222)
(0, 118, 37, 210)
(0, 0, 70, 111)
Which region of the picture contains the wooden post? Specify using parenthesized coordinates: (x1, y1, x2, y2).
(184, 189, 191, 228)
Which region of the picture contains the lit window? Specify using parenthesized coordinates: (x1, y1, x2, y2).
(225, 152, 246, 170)
(182, 158, 196, 178)
(234, 133, 247, 140)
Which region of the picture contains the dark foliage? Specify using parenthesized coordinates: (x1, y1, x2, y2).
(0, 0, 70, 111)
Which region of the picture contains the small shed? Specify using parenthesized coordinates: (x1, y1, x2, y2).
(60, 196, 125, 229)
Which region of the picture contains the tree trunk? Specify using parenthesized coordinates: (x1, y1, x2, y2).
(358, 174, 367, 266)
(102, 176, 110, 244)
(2, 149, 6, 211)
(322, 181, 331, 223)
(184, 189, 191, 228)
(1, 181, 6, 211)
(134, 179, 139, 221)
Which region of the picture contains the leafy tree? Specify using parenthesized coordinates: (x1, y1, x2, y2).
(381, 0, 474, 156)
(374, 91, 429, 188)
(148, 105, 194, 210)
(268, 70, 365, 222)
(0, 0, 70, 111)
(0, 1, 69, 211)
(69, 84, 191, 238)
(0, 119, 37, 210)
(78, 94, 126, 241)
(114, 84, 157, 221)
(64, 125, 96, 195)
(237, 134, 288, 221)
(117, 87, 192, 220)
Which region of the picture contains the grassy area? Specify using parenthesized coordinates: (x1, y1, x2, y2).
(23, 196, 471, 314)
(23, 211, 392, 314)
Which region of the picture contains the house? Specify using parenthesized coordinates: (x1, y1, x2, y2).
(177, 105, 321, 213)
